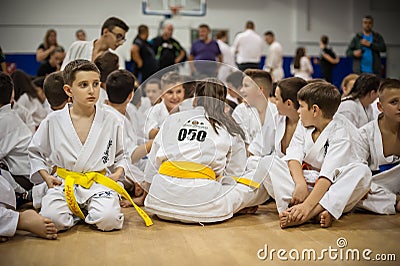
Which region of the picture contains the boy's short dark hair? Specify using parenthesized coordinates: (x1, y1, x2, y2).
(44, 71, 68, 108)
(298, 82, 341, 119)
(63, 59, 100, 86)
(106, 69, 138, 104)
(226, 71, 243, 89)
(0, 72, 13, 105)
(161, 71, 182, 90)
(277, 77, 307, 109)
(244, 69, 272, 94)
(378, 78, 400, 97)
(94, 51, 119, 83)
(101, 17, 129, 35)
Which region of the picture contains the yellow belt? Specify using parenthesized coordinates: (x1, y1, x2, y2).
(56, 167, 153, 227)
(159, 161, 260, 188)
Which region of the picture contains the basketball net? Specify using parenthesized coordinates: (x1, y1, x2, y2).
(169, 5, 183, 18)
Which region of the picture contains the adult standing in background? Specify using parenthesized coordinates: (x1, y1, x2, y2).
(189, 24, 222, 78)
(263, 31, 284, 82)
(61, 17, 129, 70)
(36, 29, 65, 63)
(131, 25, 158, 83)
(318, 35, 339, 83)
(215, 30, 236, 82)
(290, 47, 313, 81)
(232, 21, 264, 71)
(75, 29, 87, 41)
(346, 15, 386, 76)
(151, 23, 186, 71)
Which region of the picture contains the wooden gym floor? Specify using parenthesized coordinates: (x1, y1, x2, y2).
(0, 202, 399, 266)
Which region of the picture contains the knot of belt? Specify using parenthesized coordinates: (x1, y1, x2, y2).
(56, 167, 153, 227)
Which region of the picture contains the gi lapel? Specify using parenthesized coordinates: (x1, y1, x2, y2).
(74, 106, 105, 171)
(303, 121, 334, 168)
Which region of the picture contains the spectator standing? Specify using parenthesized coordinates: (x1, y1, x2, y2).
(346, 15, 386, 76)
(232, 21, 264, 71)
(263, 31, 284, 82)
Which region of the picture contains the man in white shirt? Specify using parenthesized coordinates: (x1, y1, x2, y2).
(263, 31, 284, 82)
(232, 21, 264, 71)
(216, 30, 236, 82)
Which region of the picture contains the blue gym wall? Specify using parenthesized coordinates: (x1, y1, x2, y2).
(5, 53, 385, 90)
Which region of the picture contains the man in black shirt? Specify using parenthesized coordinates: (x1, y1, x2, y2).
(151, 23, 186, 71)
(131, 25, 158, 83)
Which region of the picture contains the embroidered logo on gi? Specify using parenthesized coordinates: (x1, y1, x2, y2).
(102, 139, 112, 164)
(323, 140, 329, 156)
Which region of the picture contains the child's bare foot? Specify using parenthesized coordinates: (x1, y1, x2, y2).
(279, 210, 313, 229)
(133, 193, 146, 206)
(120, 195, 145, 208)
(320, 210, 333, 228)
(279, 211, 289, 228)
(396, 195, 400, 212)
(237, 205, 259, 214)
(120, 199, 132, 208)
(17, 210, 57, 240)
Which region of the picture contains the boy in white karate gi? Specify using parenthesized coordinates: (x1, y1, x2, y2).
(269, 82, 371, 228)
(28, 60, 152, 231)
(104, 69, 155, 206)
(31, 71, 70, 209)
(249, 77, 307, 157)
(0, 72, 33, 196)
(357, 78, 400, 214)
(145, 71, 185, 139)
(232, 69, 277, 151)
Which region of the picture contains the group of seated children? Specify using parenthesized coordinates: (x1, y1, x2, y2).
(1, 58, 399, 241)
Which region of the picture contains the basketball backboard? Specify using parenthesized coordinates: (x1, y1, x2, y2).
(142, 0, 206, 17)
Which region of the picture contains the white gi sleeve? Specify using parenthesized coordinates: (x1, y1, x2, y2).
(224, 135, 247, 176)
(283, 120, 306, 163)
(357, 124, 372, 165)
(112, 120, 130, 173)
(28, 119, 52, 184)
